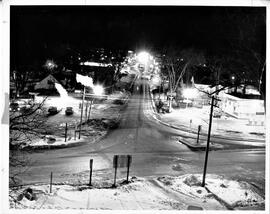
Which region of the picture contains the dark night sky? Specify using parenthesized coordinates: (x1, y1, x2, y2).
(10, 6, 266, 67)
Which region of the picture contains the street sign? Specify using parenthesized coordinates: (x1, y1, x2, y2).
(113, 155, 132, 168)
(112, 155, 132, 186)
(167, 92, 176, 97)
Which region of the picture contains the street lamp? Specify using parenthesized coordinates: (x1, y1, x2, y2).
(44, 59, 57, 71)
(93, 85, 104, 96)
(137, 51, 149, 65)
(137, 51, 152, 80)
(86, 85, 104, 121)
(183, 88, 198, 108)
(183, 88, 198, 100)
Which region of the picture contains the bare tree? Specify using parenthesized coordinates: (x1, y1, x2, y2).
(226, 9, 266, 98)
(9, 97, 48, 185)
(162, 47, 205, 93)
(10, 65, 40, 98)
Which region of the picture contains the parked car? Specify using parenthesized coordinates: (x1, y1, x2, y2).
(65, 107, 74, 116)
(9, 102, 19, 112)
(42, 135, 56, 144)
(48, 106, 58, 115)
(161, 105, 170, 113)
(20, 106, 32, 114)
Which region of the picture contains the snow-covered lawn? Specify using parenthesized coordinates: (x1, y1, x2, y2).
(22, 135, 103, 149)
(159, 106, 265, 140)
(19, 91, 129, 149)
(9, 174, 264, 210)
(158, 174, 264, 209)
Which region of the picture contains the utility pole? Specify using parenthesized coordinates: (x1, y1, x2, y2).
(79, 87, 86, 139)
(202, 96, 220, 187)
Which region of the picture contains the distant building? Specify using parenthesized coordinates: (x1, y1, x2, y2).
(34, 74, 59, 90)
(218, 91, 264, 120)
(228, 84, 260, 96)
(192, 84, 265, 121)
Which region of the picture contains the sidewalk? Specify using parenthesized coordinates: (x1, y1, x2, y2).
(150, 94, 265, 149)
(174, 135, 265, 151)
(159, 106, 265, 140)
(176, 137, 225, 151)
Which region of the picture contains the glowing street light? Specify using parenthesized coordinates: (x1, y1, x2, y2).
(44, 59, 57, 70)
(183, 88, 198, 99)
(93, 85, 104, 96)
(85, 85, 104, 122)
(182, 88, 198, 108)
(137, 51, 150, 64)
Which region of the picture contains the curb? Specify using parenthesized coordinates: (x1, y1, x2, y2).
(179, 139, 206, 151)
(22, 132, 108, 150)
(158, 118, 265, 143)
(178, 138, 213, 151)
(148, 94, 265, 144)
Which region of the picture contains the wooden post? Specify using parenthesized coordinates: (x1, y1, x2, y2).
(113, 155, 118, 187)
(196, 125, 201, 144)
(202, 96, 214, 187)
(79, 87, 86, 139)
(126, 155, 131, 182)
(50, 172, 53, 193)
(65, 123, 68, 142)
(89, 159, 93, 186)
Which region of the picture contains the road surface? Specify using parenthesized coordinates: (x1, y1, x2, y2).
(12, 79, 265, 193)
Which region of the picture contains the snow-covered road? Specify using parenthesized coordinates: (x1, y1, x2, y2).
(10, 80, 265, 204)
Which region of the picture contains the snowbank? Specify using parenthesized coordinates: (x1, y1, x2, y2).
(9, 174, 264, 210)
(26, 136, 87, 148)
(158, 174, 264, 209)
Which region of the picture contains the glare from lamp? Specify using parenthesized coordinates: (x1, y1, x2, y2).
(183, 88, 198, 99)
(137, 51, 150, 64)
(93, 85, 104, 96)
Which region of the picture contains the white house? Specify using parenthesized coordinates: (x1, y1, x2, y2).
(218, 91, 264, 121)
(34, 74, 59, 90)
(192, 84, 265, 123)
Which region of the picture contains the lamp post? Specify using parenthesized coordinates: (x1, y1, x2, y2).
(137, 51, 150, 77)
(87, 85, 104, 121)
(87, 99, 93, 121)
(78, 87, 86, 139)
(183, 88, 198, 108)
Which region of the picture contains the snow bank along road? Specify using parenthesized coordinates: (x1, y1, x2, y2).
(12, 79, 265, 198)
(10, 174, 264, 210)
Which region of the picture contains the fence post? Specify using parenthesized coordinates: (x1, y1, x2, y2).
(196, 125, 201, 144)
(113, 155, 118, 187)
(89, 159, 93, 186)
(65, 123, 68, 142)
(50, 172, 53, 193)
(126, 155, 131, 182)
